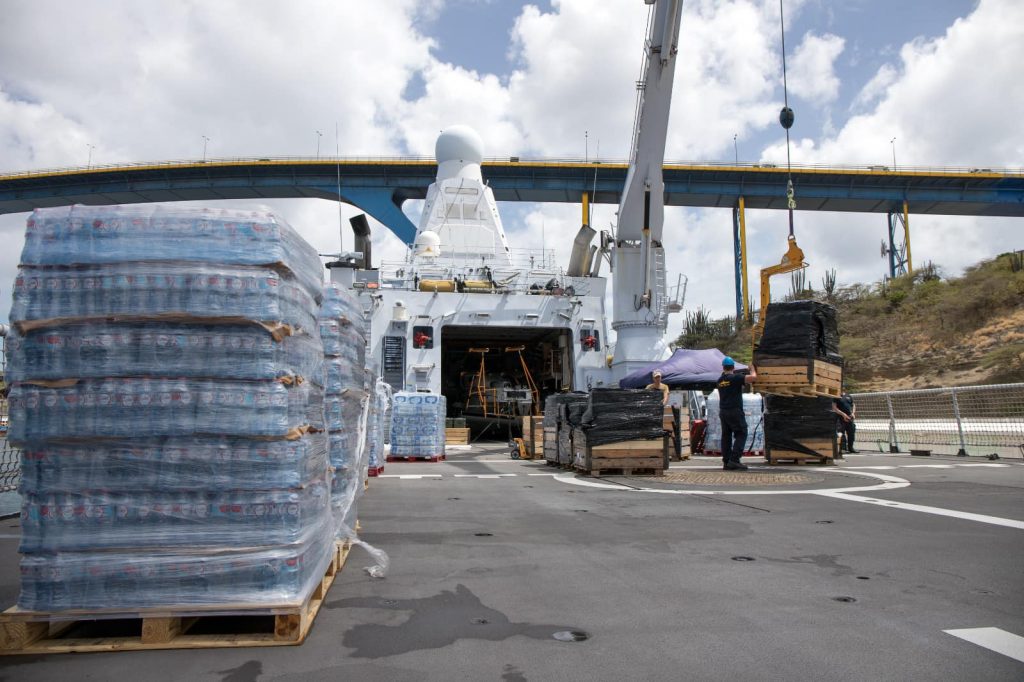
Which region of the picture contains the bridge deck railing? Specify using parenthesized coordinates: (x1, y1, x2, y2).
(3, 157, 1022, 180)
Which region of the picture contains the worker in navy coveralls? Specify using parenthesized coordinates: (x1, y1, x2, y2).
(831, 391, 857, 453)
(716, 357, 757, 471)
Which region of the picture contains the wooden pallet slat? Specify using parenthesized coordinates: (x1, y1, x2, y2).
(444, 427, 470, 445)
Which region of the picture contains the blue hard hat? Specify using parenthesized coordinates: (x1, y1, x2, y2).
(722, 356, 735, 367)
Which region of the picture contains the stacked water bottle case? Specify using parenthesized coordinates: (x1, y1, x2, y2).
(365, 378, 391, 476)
(8, 204, 337, 611)
(318, 284, 370, 536)
(388, 392, 446, 460)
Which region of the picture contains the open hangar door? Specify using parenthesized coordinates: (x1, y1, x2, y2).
(440, 326, 573, 440)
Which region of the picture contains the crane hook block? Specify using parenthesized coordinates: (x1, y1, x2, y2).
(779, 106, 795, 130)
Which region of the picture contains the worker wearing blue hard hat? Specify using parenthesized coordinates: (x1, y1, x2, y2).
(717, 356, 757, 470)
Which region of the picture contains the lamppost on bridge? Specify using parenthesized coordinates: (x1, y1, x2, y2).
(202, 135, 210, 162)
(734, 134, 738, 164)
(86, 144, 95, 169)
(316, 130, 323, 159)
(890, 137, 896, 171)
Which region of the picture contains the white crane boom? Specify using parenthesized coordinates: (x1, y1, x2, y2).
(610, 0, 683, 378)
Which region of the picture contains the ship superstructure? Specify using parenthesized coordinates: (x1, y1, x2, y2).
(330, 126, 613, 426)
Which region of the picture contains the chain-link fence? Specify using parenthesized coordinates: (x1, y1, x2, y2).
(0, 332, 18, 493)
(852, 383, 1024, 458)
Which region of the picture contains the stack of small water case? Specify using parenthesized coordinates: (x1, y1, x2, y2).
(319, 284, 371, 534)
(6, 204, 337, 618)
(388, 392, 446, 462)
(365, 378, 391, 477)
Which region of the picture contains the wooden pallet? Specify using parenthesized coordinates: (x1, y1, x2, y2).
(760, 382, 841, 399)
(386, 454, 445, 462)
(444, 427, 470, 445)
(519, 416, 544, 459)
(755, 353, 842, 398)
(0, 541, 350, 655)
(572, 431, 668, 476)
(766, 437, 836, 466)
(766, 450, 835, 466)
(586, 465, 665, 478)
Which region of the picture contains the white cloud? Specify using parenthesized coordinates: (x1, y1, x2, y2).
(787, 32, 845, 104)
(850, 63, 896, 111)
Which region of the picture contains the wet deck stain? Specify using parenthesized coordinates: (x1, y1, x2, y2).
(758, 554, 856, 577)
(502, 663, 528, 681)
(327, 584, 582, 659)
(215, 660, 263, 682)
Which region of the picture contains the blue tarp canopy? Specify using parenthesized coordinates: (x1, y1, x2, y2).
(618, 348, 748, 389)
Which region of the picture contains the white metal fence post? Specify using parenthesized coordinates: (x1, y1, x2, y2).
(885, 394, 899, 452)
(949, 388, 968, 457)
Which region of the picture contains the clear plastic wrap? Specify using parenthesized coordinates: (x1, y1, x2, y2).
(325, 357, 366, 395)
(366, 380, 392, 472)
(389, 392, 446, 458)
(19, 434, 328, 493)
(8, 378, 324, 443)
(8, 205, 346, 611)
(17, 518, 336, 611)
(319, 318, 366, 358)
(321, 283, 365, 327)
(19, 476, 329, 552)
(328, 431, 360, 472)
(703, 391, 765, 455)
(5, 323, 323, 384)
(11, 263, 317, 334)
(20, 204, 324, 301)
(324, 389, 369, 433)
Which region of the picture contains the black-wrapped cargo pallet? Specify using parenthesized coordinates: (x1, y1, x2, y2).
(573, 389, 667, 476)
(755, 301, 843, 398)
(764, 395, 838, 465)
(543, 393, 588, 467)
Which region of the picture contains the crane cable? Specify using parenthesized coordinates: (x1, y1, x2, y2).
(778, 0, 796, 238)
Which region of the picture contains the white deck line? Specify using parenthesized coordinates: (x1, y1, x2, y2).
(819, 491, 1024, 530)
(944, 627, 1024, 663)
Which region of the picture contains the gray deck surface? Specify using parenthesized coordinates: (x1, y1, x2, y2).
(1, 448, 1022, 681)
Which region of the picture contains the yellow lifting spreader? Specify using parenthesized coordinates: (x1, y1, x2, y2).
(752, 235, 807, 346)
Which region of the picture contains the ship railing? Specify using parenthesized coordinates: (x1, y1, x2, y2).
(377, 251, 598, 297)
(851, 383, 1024, 459)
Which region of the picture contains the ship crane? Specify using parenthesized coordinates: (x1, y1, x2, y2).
(608, 0, 684, 379)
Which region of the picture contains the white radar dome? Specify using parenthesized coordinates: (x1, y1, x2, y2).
(435, 125, 484, 165)
(414, 230, 442, 258)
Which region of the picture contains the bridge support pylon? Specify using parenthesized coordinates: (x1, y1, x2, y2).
(886, 199, 913, 278)
(732, 196, 750, 321)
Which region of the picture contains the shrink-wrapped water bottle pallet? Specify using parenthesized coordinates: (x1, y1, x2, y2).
(0, 540, 351, 655)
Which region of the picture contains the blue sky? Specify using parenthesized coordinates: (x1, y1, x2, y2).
(0, 0, 1018, 336)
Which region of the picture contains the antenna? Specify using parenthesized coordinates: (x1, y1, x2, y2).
(541, 219, 547, 268)
(336, 122, 344, 253)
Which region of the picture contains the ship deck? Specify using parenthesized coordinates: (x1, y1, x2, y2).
(1, 448, 1022, 679)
